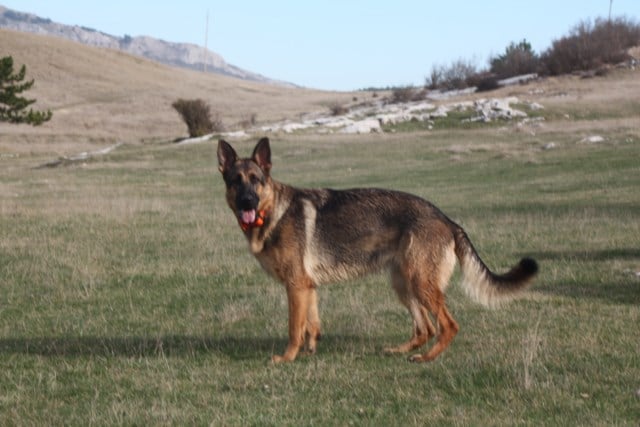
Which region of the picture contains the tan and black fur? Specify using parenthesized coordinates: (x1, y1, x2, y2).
(217, 137, 538, 363)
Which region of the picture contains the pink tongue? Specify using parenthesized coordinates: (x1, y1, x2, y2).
(241, 209, 256, 224)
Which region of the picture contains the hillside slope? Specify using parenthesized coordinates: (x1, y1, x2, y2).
(0, 5, 291, 86)
(0, 29, 357, 150)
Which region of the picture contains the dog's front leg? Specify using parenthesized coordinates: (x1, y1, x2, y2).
(304, 287, 321, 355)
(272, 285, 312, 363)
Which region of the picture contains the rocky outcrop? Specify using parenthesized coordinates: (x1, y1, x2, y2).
(253, 96, 539, 135)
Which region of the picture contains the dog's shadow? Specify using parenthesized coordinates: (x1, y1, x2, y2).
(0, 335, 288, 361)
(0, 334, 373, 361)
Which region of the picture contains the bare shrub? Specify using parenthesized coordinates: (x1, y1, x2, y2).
(540, 16, 640, 75)
(172, 98, 223, 137)
(391, 86, 426, 103)
(329, 102, 349, 116)
(426, 67, 442, 90)
(426, 59, 479, 91)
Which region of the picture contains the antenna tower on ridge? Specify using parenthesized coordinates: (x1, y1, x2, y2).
(204, 9, 209, 73)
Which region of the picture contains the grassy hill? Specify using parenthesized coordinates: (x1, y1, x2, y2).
(0, 29, 358, 151)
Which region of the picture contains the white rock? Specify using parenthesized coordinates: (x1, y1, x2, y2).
(221, 130, 248, 139)
(376, 113, 411, 125)
(406, 102, 435, 113)
(341, 118, 381, 134)
(474, 98, 526, 120)
(430, 105, 450, 118)
(323, 118, 354, 128)
(281, 122, 313, 133)
(498, 73, 538, 87)
(580, 135, 605, 144)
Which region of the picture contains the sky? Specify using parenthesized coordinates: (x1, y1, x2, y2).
(2, 1, 639, 91)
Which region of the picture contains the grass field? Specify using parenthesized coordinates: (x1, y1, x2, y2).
(1, 116, 640, 424)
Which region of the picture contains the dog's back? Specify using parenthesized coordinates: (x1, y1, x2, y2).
(291, 186, 456, 285)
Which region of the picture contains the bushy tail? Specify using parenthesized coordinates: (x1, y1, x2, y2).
(453, 226, 538, 307)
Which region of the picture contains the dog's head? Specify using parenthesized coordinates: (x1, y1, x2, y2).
(217, 137, 273, 231)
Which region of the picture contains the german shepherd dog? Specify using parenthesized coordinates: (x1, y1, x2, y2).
(217, 138, 538, 363)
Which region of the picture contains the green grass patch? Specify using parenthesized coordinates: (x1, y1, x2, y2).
(0, 131, 639, 425)
(383, 108, 539, 133)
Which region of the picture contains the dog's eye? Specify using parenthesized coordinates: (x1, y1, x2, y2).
(249, 174, 261, 185)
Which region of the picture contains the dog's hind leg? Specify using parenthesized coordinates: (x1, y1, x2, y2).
(384, 303, 436, 355)
(384, 266, 435, 354)
(408, 267, 459, 361)
(304, 287, 321, 355)
(409, 303, 459, 363)
(406, 239, 459, 362)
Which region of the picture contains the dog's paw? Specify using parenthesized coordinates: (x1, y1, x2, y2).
(408, 354, 426, 363)
(271, 354, 297, 364)
(271, 354, 286, 364)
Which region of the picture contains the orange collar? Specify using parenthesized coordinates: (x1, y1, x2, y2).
(239, 209, 267, 232)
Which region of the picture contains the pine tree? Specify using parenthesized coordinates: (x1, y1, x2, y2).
(0, 56, 52, 125)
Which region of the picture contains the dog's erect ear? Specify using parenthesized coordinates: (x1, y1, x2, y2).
(217, 139, 237, 174)
(251, 137, 272, 175)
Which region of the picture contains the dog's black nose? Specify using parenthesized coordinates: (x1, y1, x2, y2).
(238, 193, 259, 210)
